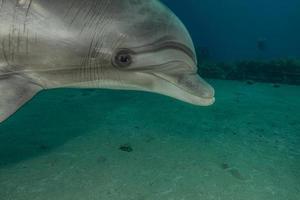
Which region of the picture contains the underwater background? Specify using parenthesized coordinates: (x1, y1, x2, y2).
(0, 0, 299, 200)
(162, 0, 300, 85)
(163, 0, 300, 61)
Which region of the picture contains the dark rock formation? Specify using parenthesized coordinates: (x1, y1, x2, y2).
(199, 58, 300, 85)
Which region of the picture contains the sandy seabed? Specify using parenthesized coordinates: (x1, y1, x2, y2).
(0, 80, 299, 200)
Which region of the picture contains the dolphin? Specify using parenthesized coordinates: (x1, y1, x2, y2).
(0, 0, 215, 123)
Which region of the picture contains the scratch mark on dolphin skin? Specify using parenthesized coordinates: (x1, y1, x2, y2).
(1, 40, 10, 66)
(0, 0, 4, 11)
(16, 0, 33, 32)
(69, 0, 90, 26)
(8, 32, 11, 59)
(64, 0, 77, 18)
(25, 0, 33, 17)
(86, 34, 96, 83)
(17, 28, 21, 53)
(94, 42, 103, 87)
(76, 0, 111, 85)
(26, 29, 29, 55)
(79, 0, 99, 34)
(23, 22, 26, 33)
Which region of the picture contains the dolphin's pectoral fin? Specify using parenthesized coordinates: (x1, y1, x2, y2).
(0, 74, 42, 123)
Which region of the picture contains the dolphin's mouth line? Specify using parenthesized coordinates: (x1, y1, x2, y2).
(128, 37, 197, 63)
(149, 72, 214, 101)
(115, 59, 196, 72)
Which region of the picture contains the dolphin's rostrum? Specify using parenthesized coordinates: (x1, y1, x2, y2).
(0, 0, 215, 123)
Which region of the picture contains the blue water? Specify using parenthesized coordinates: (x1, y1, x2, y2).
(162, 0, 300, 61)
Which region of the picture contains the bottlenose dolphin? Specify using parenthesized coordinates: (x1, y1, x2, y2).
(0, 0, 215, 123)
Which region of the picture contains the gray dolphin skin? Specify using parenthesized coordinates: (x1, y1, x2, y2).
(0, 0, 215, 123)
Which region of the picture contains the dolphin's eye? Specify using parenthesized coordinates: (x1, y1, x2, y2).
(114, 49, 133, 68)
(118, 54, 131, 64)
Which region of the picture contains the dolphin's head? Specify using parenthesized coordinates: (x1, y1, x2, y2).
(96, 0, 215, 106)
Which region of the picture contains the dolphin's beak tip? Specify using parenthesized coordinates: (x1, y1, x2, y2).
(203, 86, 215, 99)
(201, 85, 215, 106)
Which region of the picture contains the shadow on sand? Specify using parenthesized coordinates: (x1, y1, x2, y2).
(0, 88, 131, 167)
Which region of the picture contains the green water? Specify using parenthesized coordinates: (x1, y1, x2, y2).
(0, 80, 299, 200)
